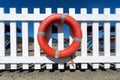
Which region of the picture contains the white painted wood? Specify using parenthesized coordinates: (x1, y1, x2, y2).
(0, 56, 120, 63)
(1, 13, 120, 21)
(57, 8, 64, 50)
(34, 8, 41, 69)
(22, 8, 29, 69)
(68, 8, 76, 69)
(45, 8, 53, 69)
(46, 64, 53, 69)
(104, 8, 110, 68)
(81, 8, 88, 69)
(0, 8, 5, 69)
(69, 64, 76, 69)
(34, 64, 41, 69)
(115, 8, 120, 68)
(10, 8, 17, 69)
(115, 22, 120, 68)
(92, 8, 99, 69)
(57, 8, 65, 69)
(58, 64, 64, 69)
(69, 8, 75, 14)
(68, 8, 75, 45)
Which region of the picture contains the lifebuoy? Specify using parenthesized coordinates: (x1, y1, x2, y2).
(37, 14, 82, 58)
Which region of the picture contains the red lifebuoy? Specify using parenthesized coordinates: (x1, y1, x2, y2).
(37, 14, 82, 58)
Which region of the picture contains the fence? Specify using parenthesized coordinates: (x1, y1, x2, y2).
(0, 8, 120, 70)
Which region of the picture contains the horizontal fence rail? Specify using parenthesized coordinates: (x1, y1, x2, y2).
(0, 8, 120, 70)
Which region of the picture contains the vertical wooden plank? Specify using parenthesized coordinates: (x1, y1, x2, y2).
(57, 8, 65, 69)
(46, 25, 52, 69)
(0, 8, 5, 69)
(81, 8, 88, 69)
(33, 8, 41, 69)
(22, 8, 29, 69)
(115, 8, 120, 68)
(69, 8, 74, 45)
(69, 8, 76, 69)
(10, 8, 17, 69)
(45, 8, 53, 69)
(104, 8, 110, 69)
(92, 8, 99, 69)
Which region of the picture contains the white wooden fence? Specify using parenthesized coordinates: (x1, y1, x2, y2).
(0, 8, 120, 70)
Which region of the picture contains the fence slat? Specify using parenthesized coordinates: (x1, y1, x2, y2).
(45, 8, 53, 69)
(104, 8, 110, 68)
(115, 8, 120, 68)
(10, 8, 17, 69)
(34, 22, 41, 69)
(69, 64, 76, 69)
(0, 22, 5, 69)
(115, 22, 120, 68)
(68, 8, 77, 69)
(22, 8, 29, 69)
(0, 8, 5, 69)
(69, 8, 74, 45)
(46, 64, 53, 69)
(92, 8, 99, 69)
(34, 8, 41, 69)
(57, 8, 65, 69)
(81, 8, 88, 69)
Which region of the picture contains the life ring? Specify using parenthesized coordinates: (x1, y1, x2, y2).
(37, 14, 82, 58)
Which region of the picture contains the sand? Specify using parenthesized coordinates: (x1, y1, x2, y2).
(0, 69, 120, 80)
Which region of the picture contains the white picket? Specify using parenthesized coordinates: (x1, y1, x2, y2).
(69, 8, 74, 45)
(34, 8, 41, 69)
(57, 8, 65, 69)
(92, 8, 99, 69)
(104, 8, 111, 68)
(68, 8, 77, 69)
(10, 8, 17, 69)
(22, 8, 29, 69)
(44, 8, 53, 69)
(81, 8, 88, 69)
(115, 8, 120, 68)
(0, 8, 5, 69)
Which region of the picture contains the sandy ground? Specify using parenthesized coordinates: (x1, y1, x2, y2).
(0, 69, 120, 80)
